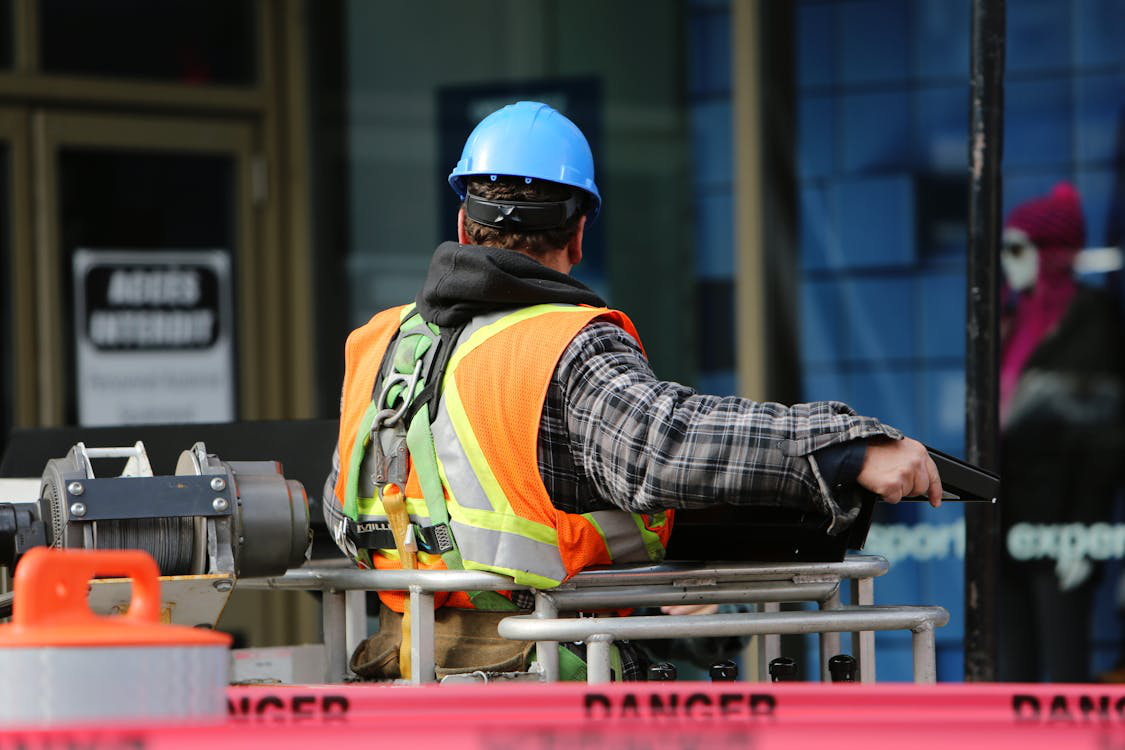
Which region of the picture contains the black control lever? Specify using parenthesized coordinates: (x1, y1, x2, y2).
(900, 447, 999, 503)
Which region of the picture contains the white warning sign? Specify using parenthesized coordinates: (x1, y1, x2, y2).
(73, 249, 235, 426)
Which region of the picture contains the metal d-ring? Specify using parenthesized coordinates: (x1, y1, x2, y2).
(374, 359, 424, 430)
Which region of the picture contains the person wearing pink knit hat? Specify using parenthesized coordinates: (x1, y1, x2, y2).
(999, 182, 1125, 682)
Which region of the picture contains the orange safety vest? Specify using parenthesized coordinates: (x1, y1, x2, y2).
(332, 303, 673, 611)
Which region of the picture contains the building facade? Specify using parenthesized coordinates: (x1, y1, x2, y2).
(2, 0, 1123, 680)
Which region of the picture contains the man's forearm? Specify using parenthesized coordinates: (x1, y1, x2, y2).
(560, 322, 899, 518)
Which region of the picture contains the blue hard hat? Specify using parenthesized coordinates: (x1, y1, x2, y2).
(448, 101, 601, 220)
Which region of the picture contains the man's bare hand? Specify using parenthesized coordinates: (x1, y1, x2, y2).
(856, 437, 942, 507)
(661, 604, 719, 616)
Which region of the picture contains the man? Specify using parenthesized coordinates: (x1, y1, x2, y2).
(324, 101, 941, 680)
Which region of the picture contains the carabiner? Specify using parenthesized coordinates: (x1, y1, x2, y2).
(374, 358, 424, 430)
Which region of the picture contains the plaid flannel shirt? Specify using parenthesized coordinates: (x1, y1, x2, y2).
(536, 320, 899, 524)
(324, 317, 899, 543)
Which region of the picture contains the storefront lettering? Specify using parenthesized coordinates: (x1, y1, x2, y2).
(1007, 523, 1125, 562)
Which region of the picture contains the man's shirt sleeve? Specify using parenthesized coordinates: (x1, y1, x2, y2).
(549, 321, 900, 525)
(812, 440, 868, 487)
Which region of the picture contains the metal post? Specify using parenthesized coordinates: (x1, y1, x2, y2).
(344, 590, 368, 672)
(585, 635, 614, 685)
(534, 592, 560, 682)
(912, 624, 938, 684)
(818, 588, 842, 682)
(322, 589, 348, 683)
(965, 0, 1005, 683)
(851, 578, 877, 683)
(757, 602, 781, 682)
(409, 586, 436, 684)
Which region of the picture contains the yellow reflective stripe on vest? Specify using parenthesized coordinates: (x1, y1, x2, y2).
(450, 520, 566, 586)
(460, 558, 561, 590)
(445, 304, 594, 373)
(633, 515, 668, 561)
(430, 386, 495, 512)
(376, 548, 445, 566)
(583, 511, 653, 564)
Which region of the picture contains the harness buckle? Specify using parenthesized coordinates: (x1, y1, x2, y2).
(430, 523, 455, 554)
(368, 426, 390, 487)
(386, 437, 409, 487)
(368, 358, 424, 491)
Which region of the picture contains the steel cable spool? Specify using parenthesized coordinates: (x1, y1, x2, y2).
(20, 440, 310, 578)
(38, 444, 200, 576)
(94, 517, 196, 575)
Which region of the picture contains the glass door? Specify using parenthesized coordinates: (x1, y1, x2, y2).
(31, 112, 275, 426)
(0, 108, 29, 460)
(1, 130, 11, 453)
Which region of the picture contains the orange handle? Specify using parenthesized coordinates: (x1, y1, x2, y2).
(12, 548, 162, 627)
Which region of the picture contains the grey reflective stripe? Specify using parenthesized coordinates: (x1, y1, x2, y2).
(450, 519, 568, 583)
(456, 308, 519, 342)
(587, 510, 654, 563)
(429, 309, 532, 513)
(432, 306, 564, 515)
(432, 397, 494, 511)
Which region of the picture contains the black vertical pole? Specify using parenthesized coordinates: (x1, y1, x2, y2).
(964, 0, 1005, 682)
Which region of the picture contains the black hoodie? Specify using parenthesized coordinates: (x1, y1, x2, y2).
(414, 242, 605, 327)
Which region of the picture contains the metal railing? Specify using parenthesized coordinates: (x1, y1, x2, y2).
(243, 564, 524, 684)
(240, 553, 949, 685)
(501, 605, 948, 685)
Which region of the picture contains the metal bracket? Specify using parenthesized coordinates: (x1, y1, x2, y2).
(63, 476, 233, 521)
(207, 516, 237, 576)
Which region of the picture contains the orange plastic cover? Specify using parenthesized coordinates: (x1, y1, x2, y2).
(0, 548, 232, 648)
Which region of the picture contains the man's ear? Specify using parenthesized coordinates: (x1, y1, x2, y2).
(457, 206, 471, 245)
(567, 215, 586, 267)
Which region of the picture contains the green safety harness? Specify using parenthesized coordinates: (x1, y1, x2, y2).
(341, 307, 515, 611)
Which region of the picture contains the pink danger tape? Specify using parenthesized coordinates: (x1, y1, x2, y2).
(3, 683, 1125, 749)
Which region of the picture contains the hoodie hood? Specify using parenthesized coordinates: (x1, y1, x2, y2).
(414, 241, 606, 327)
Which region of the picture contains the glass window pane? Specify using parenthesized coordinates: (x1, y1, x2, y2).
(40, 0, 256, 86)
(794, 0, 970, 681)
(0, 0, 12, 69)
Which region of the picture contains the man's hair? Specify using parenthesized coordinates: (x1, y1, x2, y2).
(462, 175, 586, 255)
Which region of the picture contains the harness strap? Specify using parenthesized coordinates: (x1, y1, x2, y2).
(346, 516, 453, 555)
(406, 403, 460, 564)
(365, 312, 518, 612)
(407, 393, 517, 611)
(382, 487, 416, 679)
(403, 324, 463, 427)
